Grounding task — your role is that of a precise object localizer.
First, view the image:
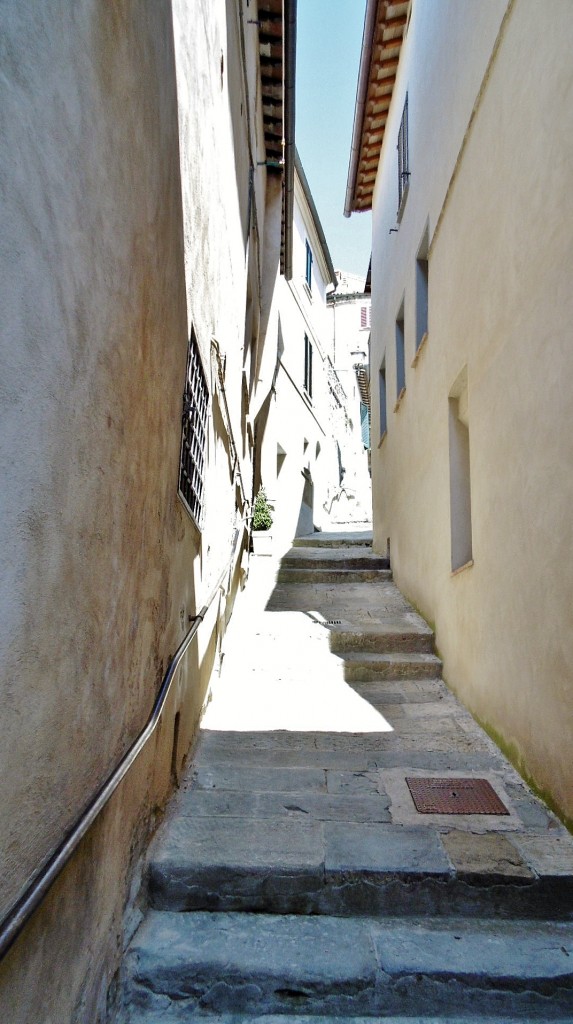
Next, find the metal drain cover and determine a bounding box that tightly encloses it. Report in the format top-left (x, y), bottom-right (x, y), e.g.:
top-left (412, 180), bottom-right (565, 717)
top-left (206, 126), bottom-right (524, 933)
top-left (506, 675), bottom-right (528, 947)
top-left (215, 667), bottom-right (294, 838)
top-left (406, 777), bottom-right (509, 815)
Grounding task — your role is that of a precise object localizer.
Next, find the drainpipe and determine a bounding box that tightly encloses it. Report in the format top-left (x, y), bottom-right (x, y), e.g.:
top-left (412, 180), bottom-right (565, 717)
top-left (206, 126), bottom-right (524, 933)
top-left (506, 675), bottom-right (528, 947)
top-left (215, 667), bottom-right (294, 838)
top-left (283, 0), bottom-right (297, 280)
top-left (344, 0), bottom-right (378, 218)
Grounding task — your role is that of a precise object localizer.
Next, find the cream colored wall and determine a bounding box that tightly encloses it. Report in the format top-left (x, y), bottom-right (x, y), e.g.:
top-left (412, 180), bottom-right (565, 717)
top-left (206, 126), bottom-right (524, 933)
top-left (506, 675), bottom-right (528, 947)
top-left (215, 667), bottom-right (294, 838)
top-left (0, 1), bottom-right (273, 1020)
top-left (370, 0), bottom-right (573, 822)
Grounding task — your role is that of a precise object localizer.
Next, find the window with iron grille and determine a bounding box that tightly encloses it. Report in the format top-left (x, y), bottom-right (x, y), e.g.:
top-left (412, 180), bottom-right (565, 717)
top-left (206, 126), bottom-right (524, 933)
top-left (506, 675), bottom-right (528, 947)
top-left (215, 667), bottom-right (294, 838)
top-left (304, 333), bottom-right (313, 399)
top-left (178, 327), bottom-right (209, 528)
top-left (360, 304), bottom-right (371, 330)
top-left (397, 93), bottom-right (410, 211)
top-left (305, 239), bottom-right (313, 292)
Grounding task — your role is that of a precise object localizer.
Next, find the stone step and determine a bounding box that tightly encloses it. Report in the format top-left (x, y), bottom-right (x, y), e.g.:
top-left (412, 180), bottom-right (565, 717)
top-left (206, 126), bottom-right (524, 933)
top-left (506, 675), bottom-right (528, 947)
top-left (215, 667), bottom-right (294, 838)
top-left (276, 567), bottom-right (392, 584)
top-left (145, 811), bottom-right (573, 920)
top-left (125, 910), bottom-right (573, 1019)
top-left (343, 650), bottom-right (442, 681)
top-left (127, 1015), bottom-right (573, 1024)
top-left (293, 533), bottom-right (373, 548)
top-left (281, 549), bottom-right (389, 571)
top-left (330, 624), bottom-right (434, 655)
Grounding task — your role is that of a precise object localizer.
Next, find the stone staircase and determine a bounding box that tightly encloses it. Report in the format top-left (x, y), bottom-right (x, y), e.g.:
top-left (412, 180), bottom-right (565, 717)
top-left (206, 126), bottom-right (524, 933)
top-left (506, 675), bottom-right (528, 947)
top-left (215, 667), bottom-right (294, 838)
top-left (119, 534), bottom-right (573, 1023)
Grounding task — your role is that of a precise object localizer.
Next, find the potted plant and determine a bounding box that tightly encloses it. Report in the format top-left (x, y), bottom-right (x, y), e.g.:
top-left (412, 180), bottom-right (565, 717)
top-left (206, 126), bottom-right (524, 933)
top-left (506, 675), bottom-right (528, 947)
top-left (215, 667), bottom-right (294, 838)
top-left (251, 486), bottom-right (273, 556)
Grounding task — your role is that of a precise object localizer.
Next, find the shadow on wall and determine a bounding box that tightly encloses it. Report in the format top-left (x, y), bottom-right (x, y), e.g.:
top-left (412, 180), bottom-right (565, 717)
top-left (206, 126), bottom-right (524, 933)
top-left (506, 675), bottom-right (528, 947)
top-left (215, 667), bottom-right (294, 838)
top-left (295, 468), bottom-right (314, 536)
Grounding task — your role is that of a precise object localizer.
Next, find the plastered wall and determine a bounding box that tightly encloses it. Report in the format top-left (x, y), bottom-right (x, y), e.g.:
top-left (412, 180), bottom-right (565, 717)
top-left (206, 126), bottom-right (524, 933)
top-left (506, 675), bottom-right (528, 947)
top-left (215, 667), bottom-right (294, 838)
top-left (0, 0), bottom-right (273, 1019)
top-left (369, 0), bottom-right (573, 822)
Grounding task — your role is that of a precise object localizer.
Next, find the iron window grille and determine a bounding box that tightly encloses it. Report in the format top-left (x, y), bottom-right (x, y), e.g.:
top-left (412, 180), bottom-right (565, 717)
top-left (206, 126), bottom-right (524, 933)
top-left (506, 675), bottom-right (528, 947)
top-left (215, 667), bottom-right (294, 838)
top-left (304, 333), bottom-right (313, 399)
top-left (305, 239), bottom-right (313, 292)
top-left (178, 327), bottom-right (209, 528)
top-left (397, 93), bottom-right (410, 210)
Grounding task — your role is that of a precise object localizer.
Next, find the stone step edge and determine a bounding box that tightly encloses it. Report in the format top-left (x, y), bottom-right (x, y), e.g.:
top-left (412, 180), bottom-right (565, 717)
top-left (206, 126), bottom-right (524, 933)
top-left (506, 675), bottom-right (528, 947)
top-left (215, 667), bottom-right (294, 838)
top-left (127, 1014), bottom-right (568, 1024)
top-left (126, 910), bottom-right (573, 1016)
top-left (146, 856), bottom-right (573, 920)
top-left (292, 538), bottom-right (373, 548)
top-left (276, 568), bottom-right (392, 580)
top-left (342, 650), bottom-right (441, 664)
top-left (329, 628), bottom-right (434, 653)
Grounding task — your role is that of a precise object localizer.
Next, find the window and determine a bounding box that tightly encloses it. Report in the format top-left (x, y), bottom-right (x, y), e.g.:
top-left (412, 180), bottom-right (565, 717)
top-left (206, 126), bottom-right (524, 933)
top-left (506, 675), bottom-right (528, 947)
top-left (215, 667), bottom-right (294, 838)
top-left (305, 239), bottom-right (313, 292)
top-left (396, 302), bottom-right (405, 399)
top-left (415, 225), bottom-right (429, 352)
top-left (379, 360), bottom-right (387, 439)
top-left (178, 327), bottom-right (209, 528)
top-left (304, 333), bottom-right (313, 398)
top-left (360, 304), bottom-right (371, 330)
top-left (449, 368), bottom-right (473, 571)
top-left (397, 93), bottom-right (410, 215)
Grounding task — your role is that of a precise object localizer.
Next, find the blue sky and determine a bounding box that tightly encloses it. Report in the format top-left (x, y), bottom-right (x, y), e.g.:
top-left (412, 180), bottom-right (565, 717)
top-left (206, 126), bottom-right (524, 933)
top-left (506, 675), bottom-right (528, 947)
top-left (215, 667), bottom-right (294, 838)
top-left (295, 0), bottom-right (371, 279)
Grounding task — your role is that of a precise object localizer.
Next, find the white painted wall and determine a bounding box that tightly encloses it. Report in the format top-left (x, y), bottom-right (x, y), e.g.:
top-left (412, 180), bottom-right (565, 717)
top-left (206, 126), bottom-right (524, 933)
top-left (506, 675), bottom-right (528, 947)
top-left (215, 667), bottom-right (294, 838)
top-left (258, 173), bottom-right (371, 553)
top-left (369, 0), bottom-right (573, 823)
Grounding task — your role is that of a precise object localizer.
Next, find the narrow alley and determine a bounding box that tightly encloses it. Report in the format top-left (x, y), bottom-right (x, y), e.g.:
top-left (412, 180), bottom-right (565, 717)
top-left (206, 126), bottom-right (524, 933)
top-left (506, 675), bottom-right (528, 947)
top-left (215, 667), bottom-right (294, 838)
top-left (123, 533), bottom-right (573, 1022)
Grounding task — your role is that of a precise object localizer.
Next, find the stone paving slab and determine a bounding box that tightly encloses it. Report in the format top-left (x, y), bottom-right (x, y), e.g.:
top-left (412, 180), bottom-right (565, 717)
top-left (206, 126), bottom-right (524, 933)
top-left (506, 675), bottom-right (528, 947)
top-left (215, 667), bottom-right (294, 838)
top-left (323, 822), bottom-right (450, 875)
top-left (174, 788), bottom-right (392, 823)
top-left (187, 766), bottom-right (328, 794)
top-left (191, 737), bottom-right (507, 773)
top-left (126, 911), bottom-right (573, 1018)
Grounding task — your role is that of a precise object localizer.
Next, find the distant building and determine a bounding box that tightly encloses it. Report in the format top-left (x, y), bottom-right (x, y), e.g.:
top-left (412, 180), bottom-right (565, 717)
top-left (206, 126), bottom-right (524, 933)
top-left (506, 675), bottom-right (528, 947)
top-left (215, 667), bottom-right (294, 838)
top-left (256, 154), bottom-right (371, 553)
top-left (327, 268), bottom-right (372, 454)
top-left (345, 0), bottom-right (573, 825)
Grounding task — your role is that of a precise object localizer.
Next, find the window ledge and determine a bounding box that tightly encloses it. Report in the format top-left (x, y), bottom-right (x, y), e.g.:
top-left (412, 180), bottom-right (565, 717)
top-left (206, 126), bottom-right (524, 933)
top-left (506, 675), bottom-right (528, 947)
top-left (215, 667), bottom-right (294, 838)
top-left (411, 331), bottom-right (429, 368)
top-left (302, 280), bottom-right (313, 302)
top-left (377, 430), bottom-right (387, 449)
top-left (394, 386), bottom-right (406, 413)
top-left (451, 558), bottom-right (474, 577)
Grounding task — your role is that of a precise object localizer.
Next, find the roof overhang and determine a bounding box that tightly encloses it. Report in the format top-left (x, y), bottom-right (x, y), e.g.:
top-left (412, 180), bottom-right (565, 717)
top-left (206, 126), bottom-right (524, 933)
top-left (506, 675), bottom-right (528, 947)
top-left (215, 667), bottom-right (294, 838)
top-left (257, 0), bottom-right (297, 279)
top-left (344, 0), bottom-right (409, 217)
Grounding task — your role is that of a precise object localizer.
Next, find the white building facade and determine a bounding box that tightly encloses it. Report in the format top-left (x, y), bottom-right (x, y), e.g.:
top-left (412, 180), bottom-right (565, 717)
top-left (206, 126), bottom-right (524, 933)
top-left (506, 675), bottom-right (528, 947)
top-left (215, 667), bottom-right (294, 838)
top-left (256, 155), bottom-right (371, 553)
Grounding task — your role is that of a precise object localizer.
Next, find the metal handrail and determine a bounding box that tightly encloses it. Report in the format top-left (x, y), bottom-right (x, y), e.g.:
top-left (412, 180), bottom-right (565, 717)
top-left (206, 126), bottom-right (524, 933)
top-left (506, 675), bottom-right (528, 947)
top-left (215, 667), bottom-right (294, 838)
top-left (0, 550), bottom-right (239, 961)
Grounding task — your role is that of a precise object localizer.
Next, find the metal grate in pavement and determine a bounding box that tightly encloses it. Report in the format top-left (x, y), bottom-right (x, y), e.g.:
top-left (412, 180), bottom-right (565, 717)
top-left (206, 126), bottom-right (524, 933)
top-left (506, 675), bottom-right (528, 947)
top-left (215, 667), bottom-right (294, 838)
top-left (406, 776), bottom-right (510, 815)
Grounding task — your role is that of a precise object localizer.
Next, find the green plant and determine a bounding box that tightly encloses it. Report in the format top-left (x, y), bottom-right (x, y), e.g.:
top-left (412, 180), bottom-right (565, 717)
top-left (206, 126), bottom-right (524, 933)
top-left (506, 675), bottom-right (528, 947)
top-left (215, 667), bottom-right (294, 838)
top-left (252, 486), bottom-right (273, 531)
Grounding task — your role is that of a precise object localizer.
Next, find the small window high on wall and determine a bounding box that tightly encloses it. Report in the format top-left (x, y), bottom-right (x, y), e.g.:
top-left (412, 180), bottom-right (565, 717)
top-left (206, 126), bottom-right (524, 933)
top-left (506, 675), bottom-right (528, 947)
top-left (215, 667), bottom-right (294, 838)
top-left (304, 333), bottom-right (313, 399)
top-left (305, 240), bottom-right (313, 292)
top-left (397, 93), bottom-right (410, 217)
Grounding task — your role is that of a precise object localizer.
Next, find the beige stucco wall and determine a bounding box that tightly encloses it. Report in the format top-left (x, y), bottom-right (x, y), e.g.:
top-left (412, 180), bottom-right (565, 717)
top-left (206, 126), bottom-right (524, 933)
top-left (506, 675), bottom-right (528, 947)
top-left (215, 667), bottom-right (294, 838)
top-left (0, 1), bottom-right (274, 1020)
top-left (369, 0), bottom-right (573, 822)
